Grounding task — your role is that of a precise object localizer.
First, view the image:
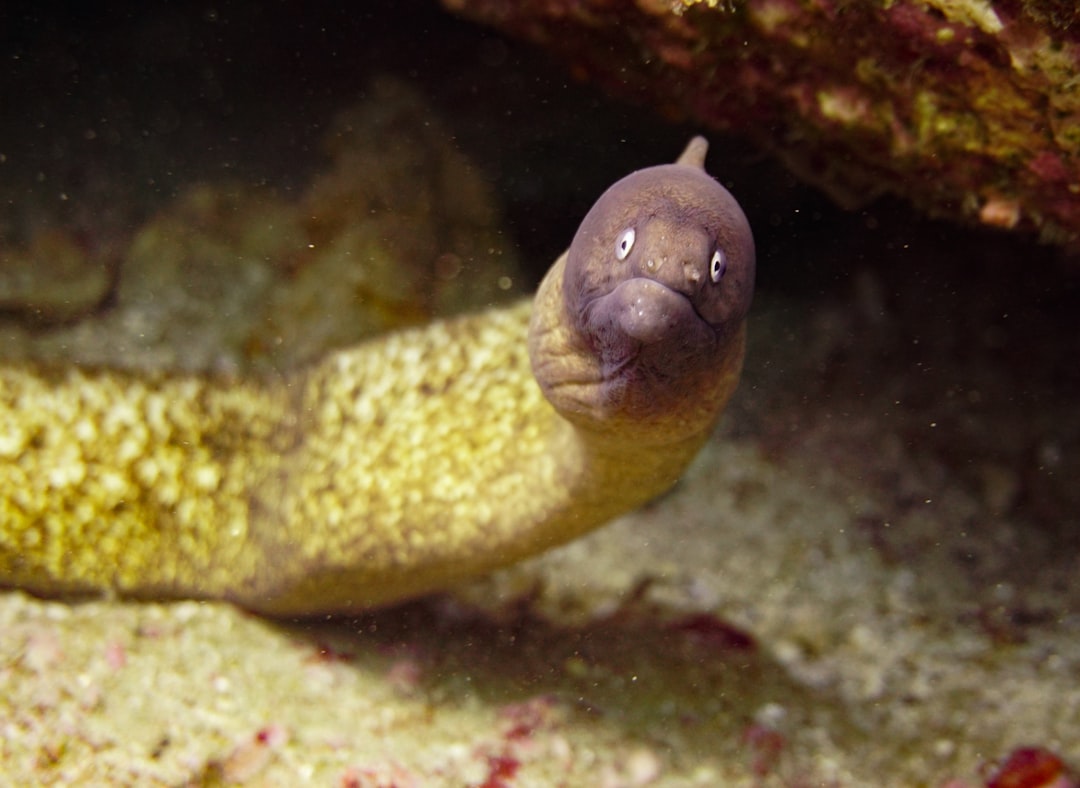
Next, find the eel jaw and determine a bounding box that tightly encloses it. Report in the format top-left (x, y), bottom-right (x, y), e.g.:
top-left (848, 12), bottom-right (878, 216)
top-left (585, 277), bottom-right (715, 375)
top-left (576, 277), bottom-right (720, 423)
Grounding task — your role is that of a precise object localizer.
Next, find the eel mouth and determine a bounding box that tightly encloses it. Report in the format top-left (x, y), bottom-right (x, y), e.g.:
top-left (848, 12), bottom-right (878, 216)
top-left (579, 276), bottom-right (717, 389)
top-left (602, 277), bottom-right (709, 345)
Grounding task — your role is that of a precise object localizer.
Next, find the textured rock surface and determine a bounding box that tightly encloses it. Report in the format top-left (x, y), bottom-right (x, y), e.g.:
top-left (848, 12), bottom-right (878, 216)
top-left (0, 78), bottom-right (522, 374)
top-left (443, 0), bottom-right (1080, 246)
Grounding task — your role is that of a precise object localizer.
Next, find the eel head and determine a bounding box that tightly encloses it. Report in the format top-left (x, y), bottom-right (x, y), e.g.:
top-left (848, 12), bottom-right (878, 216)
top-left (531, 137), bottom-right (755, 444)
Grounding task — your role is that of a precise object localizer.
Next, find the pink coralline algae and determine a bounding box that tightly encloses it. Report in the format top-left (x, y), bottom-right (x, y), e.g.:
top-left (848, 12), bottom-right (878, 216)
top-left (984, 746), bottom-right (1075, 788)
top-left (443, 0), bottom-right (1080, 247)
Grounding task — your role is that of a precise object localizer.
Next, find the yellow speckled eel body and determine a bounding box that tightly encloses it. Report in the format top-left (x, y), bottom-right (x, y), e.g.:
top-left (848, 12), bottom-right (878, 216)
top-left (0, 138), bottom-right (755, 615)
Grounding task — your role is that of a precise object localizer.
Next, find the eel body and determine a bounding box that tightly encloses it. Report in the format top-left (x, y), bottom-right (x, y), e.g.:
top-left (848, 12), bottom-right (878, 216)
top-left (0, 137), bottom-right (755, 615)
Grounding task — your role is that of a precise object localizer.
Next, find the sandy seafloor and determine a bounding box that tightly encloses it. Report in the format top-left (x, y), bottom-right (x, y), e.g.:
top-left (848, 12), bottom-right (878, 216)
top-left (2, 2), bottom-right (1080, 786)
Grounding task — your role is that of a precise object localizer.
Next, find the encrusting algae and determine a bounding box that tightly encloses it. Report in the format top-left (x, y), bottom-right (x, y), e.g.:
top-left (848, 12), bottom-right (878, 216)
top-left (0, 137), bottom-right (754, 615)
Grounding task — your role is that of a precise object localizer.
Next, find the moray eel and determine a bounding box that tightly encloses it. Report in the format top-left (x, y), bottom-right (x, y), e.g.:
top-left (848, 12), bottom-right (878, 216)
top-left (0, 137), bottom-right (754, 615)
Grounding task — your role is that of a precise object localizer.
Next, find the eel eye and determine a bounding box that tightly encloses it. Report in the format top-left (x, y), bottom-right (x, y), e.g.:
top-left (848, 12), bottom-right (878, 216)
top-left (710, 250), bottom-right (726, 283)
top-left (615, 228), bottom-right (635, 261)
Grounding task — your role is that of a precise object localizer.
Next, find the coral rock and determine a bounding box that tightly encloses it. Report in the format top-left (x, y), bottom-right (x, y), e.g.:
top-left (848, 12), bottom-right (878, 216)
top-left (443, 0), bottom-right (1080, 246)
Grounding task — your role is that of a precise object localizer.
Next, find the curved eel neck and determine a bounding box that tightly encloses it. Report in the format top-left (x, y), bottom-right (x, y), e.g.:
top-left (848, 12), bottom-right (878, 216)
top-left (242, 251), bottom-right (743, 615)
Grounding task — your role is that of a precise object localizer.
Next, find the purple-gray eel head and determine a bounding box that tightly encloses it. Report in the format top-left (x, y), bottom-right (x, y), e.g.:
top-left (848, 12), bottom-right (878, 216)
top-left (561, 156), bottom-right (755, 420)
